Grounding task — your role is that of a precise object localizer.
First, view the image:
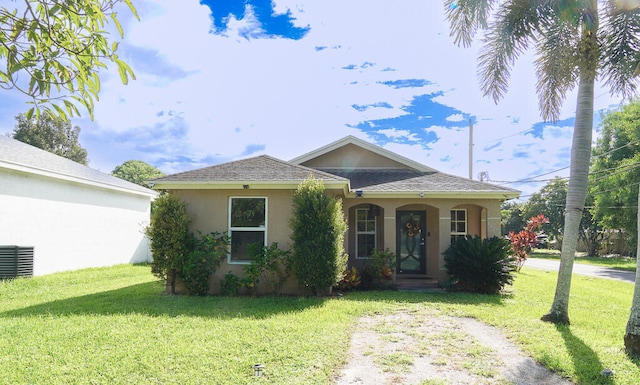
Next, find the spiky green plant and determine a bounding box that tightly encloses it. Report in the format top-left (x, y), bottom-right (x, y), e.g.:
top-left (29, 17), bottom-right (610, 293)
top-left (443, 235), bottom-right (516, 294)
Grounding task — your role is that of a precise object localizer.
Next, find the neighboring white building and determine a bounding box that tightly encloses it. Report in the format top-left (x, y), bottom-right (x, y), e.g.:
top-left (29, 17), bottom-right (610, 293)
top-left (0, 135), bottom-right (158, 276)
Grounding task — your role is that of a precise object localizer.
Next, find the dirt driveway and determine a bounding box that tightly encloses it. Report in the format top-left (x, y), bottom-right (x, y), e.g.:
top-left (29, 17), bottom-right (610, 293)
top-left (334, 310), bottom-right (573, 385)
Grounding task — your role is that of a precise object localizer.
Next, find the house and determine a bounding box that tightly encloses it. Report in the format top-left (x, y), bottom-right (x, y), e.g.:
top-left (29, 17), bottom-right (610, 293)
top-left (0, 135), bottom-right (158, 276)
top-left (151, 136), bottom-right (520, 293)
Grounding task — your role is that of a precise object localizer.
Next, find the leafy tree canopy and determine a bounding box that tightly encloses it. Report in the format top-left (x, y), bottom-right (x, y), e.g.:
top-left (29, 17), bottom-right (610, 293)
top-left (501, 201), bottom-right (525, 236)
top-left (590, 98), bottom-right (640, 251)
top-left (11, 113), bottom-right (88, 165)
top-left (0, 0), bottom-right (138, 120)
top-left (522, 177), bottom-right (568, 242)
top-left (112, 160), bottom-right (165, 188)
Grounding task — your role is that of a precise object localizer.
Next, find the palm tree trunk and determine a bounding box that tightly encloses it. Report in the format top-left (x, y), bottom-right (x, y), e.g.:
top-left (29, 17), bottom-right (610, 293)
top-left (541, 72), bottom-right (594, 325)
top-left (624, 185), bottom-right (640, 355)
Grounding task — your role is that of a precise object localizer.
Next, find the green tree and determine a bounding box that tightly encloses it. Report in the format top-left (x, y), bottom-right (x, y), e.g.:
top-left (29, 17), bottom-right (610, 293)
top-left (590, 99), bottom-right (640, 256)
top-left (145, 193), bottom-right (191, 295)
top-left (11, 113), bottom-right (88, 164)
top-left (523, 178), bottom-right (603, 255)
top-left (444, 0), bottom-right (640, 325)
top-left (289, 177), bottom-right (347, 295)
top-left (522, 177), bottom-right (568, 248)
top-left (0, 0), bottom-right (138, 119)
top-left (501, 201), bottom-right (525, 236)
top-left (112, 160), bottom-right (165, 188)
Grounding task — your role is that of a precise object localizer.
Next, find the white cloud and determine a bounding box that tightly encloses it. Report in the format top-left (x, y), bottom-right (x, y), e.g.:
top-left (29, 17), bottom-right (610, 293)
top-left (0, 0), bottom-right (625, 200)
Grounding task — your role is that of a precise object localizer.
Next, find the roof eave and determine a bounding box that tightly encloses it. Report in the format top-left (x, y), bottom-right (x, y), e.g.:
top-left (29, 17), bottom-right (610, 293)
top-left (152, 180), bottom-right (350, 191)
top-left (345, 190), bottom-right (521, 200)
top-left (1, 161), bottom-right (158, 198)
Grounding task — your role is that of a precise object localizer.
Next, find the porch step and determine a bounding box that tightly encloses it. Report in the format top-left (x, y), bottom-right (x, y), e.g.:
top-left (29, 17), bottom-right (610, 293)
top-left (396, 275), bottom-right (442, 292)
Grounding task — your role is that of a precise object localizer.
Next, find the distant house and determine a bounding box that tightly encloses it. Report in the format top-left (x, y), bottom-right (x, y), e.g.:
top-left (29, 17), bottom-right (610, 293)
top-left (0, 135), bottom-right (158, 276)
top-left (152, 136), bottom-right (520, 293)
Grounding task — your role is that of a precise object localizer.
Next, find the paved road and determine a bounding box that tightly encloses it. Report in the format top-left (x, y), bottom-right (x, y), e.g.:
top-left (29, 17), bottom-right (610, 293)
top-left (525, 258), bottom-right (637, 283)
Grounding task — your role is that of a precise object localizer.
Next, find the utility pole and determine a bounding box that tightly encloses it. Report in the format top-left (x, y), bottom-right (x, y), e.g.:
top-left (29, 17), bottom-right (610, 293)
top-left (469, 119), bottom-right (473, 179)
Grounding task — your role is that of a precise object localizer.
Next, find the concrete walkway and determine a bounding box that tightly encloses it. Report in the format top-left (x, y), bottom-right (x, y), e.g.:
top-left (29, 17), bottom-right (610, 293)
top-left (525, 258), bottom-right (637, 283)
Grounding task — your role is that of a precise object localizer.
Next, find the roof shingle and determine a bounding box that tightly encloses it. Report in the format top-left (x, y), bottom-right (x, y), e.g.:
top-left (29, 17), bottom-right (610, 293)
top-left (153, 155), bottom-right (348, 183)
top-left (0, 135), bottom-right (156, 196)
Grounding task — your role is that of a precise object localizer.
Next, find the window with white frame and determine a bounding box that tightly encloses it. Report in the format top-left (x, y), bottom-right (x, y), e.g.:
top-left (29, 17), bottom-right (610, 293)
top-left (450, 209), bottom-right (467, 243)
top-left (356, 208), bottom-right (376, 259)
top-left (228, 197), bottom-right (267, 263)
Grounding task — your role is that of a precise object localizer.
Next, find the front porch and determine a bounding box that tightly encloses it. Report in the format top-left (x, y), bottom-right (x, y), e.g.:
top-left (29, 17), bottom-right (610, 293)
top-left (344, 199), bottom-right (503, 285)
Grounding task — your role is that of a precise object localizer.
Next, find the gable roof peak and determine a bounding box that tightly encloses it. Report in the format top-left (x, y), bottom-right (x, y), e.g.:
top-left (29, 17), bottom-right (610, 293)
top-left (289, 135), bottom-right (437, 173)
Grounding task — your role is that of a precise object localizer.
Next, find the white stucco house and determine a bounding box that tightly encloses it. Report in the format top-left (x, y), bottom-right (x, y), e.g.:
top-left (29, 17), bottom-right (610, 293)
top-left (0, 135), bottom-right (158, 276)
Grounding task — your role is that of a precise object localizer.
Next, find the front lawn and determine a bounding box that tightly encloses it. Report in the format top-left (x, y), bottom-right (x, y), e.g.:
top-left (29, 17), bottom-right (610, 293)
top-left (0, 264), bottom-right (639, 384)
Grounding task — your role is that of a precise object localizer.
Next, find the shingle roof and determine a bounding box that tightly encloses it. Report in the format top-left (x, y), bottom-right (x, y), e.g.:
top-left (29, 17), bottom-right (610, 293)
top-left (153, 155), bottom-right (349, 184)
top-left (322, 168), bottom-right (519, 194)
top-left (0, 135), bottom-right (156, 197)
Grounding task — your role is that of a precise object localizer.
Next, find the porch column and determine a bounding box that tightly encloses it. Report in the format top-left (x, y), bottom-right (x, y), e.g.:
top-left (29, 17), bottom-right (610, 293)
top-left (437, 203), bottom-right (455, 283)
top-left (484, 201), bottom-right (502, 238)
top-left (383, 211), bottom-right (396, 255)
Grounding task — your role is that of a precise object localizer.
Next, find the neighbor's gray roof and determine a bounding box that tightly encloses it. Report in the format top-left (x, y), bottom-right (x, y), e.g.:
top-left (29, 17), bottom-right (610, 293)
top-left (0, 135), bottom-right (157, 197)
top-left (321, 168), bottom-right (520, 195)
top-left (153, 155), bottom-right (349, 184)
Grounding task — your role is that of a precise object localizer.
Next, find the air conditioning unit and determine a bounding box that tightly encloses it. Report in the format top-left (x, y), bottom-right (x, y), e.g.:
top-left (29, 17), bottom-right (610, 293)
top-left (0, 246), bottom-right (34, 279)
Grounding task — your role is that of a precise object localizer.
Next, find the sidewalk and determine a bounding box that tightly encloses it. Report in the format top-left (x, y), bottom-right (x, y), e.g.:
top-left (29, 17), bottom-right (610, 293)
top-left (525, 258), bottom-right (637, 283)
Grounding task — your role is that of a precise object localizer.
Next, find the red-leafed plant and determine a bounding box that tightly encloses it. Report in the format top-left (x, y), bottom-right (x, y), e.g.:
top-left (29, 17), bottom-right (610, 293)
top-left (509, 214), bottom-right (549, 271)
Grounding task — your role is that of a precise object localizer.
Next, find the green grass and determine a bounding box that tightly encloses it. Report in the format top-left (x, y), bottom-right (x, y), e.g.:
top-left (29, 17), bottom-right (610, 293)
top-left (531, 248), bottom-right (638, 271)
top-left (1, 264), bottom-right (639, 384)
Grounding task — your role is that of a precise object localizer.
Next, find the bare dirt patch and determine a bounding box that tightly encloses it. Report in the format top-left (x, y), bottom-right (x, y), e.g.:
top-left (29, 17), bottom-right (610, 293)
top-left (334, 310), bottom-right (573, 385)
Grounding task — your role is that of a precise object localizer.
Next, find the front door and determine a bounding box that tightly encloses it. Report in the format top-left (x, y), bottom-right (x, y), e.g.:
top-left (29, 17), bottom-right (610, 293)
top-left (396, 211), bottom-right (426, 274)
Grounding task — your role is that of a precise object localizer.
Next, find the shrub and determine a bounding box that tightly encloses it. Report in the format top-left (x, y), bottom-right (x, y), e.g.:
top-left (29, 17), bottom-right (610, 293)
top-left (359, 248), bottom-right (397, 290)
top-left (220, 271), bottom-right (241, 296)
top-left (145, 193), bottom-right (191, 294)
top-left (336, 266), bottom-right (361, 292)
top-left (443, 235), bottom-right (516, 294)
top-left (289, 177), bottom-right (348, 295)
top-left (242, 242), bottom-right (291, 296)
top-left (509, 214), bottom-right (549, 271)
top-left (179, 232), bottom-right (229, 296)
top-left (363, 248), bottom-right (397, 288)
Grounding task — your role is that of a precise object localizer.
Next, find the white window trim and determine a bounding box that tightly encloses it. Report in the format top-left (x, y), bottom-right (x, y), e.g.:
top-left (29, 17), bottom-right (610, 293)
top-left (450, 209), bottom-right (467, 239)
top-left (355, 207), bottom-right (376, 259)
top-left (228, 196), bottom-right (268, 265)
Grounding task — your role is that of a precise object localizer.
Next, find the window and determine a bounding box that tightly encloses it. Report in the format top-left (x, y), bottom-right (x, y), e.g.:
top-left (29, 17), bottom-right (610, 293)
top-left (356, 208), bottom-right (376, 259)
top-left (229, 197), bottom-right (267, 263)
top-left (450, 209), bottom-right (467, 243)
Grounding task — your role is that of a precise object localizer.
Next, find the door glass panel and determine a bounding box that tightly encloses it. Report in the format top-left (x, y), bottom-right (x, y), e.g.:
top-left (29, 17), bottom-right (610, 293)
top-left (397, 211), bottom-right (425, 274)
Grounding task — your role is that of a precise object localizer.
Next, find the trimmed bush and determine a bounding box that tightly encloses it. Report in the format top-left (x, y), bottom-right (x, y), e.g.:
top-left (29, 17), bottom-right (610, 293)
top-left (289, 177), bottom-right (348, 295)
top-left (443, 235), bottom-right (516, 294)
top-left (145, 193), bottom-right (191, 294)
top-left (242, 242), bottom-right (291, 296)
top-left (179, 232), bottom-right (229, 296)
top-left (220, 271), bottom-right (241, 296)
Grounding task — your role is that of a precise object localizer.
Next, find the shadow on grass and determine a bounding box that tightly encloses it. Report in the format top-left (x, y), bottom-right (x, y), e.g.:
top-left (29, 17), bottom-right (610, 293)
top-left (0, 281), bottom-right (329, 319)
top-left (0, 279), bottom-right (509, 320)
top-left (340, 288), bottom-right (509, 307)
top-left (555, 324), bottom-right (612, 385)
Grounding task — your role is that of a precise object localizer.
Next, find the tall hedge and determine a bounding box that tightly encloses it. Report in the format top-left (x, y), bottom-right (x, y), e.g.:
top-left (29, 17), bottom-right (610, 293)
top-left (145, 193), bottom-right (192, 294)
top-left (289, 177), bottom-right (347, 295)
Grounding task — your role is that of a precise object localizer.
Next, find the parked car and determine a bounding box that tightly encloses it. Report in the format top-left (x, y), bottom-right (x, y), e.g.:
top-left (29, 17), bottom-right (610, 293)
top-left (536, 234), bottom-right (549, 248)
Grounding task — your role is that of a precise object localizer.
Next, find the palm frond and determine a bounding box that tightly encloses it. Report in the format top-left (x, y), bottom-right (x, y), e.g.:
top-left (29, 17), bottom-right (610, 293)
top-left (444, 0), bottom-right (498, 47)
top-left (477, 0), bottom-right (545, 103)
top-left (600, 0), bottom-right (640, 98)
top-left (535, 19), bottom-right (580, 122)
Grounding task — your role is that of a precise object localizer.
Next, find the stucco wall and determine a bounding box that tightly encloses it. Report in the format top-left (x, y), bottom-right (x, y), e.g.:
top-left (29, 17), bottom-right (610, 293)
top-left (299, 143), bottom-right (411, 169)
top-left (0, 168), bottom-right (153, 275)
top-left (173, 188), bottom-right (296, 294)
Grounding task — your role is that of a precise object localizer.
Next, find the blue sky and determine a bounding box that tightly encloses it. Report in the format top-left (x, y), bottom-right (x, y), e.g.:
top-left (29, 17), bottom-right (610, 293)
top-left (0, 0), bottom-right (623, 199)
